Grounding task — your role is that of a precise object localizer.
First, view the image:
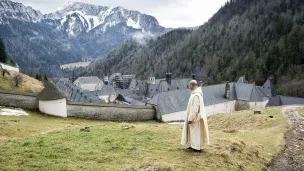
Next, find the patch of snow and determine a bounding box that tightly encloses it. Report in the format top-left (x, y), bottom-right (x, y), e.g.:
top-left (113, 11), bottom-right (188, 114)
top-left (60, 10), bottom-right (104, 32)
top-left (98, 7), bottom-right (113, 25)
top-left (102, 21), bottom-right (118, 32)
top-left (0, 106), bottom-right (29, 116)
top-left (127, 18), bottom-right (141, 29)
top-left (168, 122), bottom-right (184, 125)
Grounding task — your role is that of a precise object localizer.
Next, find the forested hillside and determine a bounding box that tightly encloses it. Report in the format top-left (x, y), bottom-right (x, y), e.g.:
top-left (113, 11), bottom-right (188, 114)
top-left (89, 0), bottom-right (304, 97)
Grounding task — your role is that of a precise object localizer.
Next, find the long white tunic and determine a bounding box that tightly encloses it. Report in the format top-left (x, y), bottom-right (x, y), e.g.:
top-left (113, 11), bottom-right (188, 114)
top-left (181, 87), bottom-right (210, 150)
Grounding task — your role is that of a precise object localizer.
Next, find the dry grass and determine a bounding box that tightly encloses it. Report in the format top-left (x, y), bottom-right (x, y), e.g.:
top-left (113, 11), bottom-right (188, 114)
top-left (300, 109), bottom-right (304, 117)
top-left (60, 61), bottom-right (91, 69)
top-left (0, 70), bottom-right (44, 93)
top-left (0, 107), bottom-right (287, 171)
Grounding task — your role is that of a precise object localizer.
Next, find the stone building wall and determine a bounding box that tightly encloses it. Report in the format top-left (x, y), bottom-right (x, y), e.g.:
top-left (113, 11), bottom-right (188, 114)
top-left (67, 101), bottom-right (156, 121)
top-left (0, 90), bottom-right (38, 109)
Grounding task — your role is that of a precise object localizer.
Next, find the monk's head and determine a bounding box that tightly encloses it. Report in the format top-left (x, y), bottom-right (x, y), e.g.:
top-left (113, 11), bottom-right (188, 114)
top-left (189, 80), bottom-right (198, 91)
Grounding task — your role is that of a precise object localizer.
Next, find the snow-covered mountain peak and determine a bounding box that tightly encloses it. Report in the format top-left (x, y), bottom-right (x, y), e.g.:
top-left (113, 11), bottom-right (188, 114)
top-left (0, 0), bottom-right (42, 22)
top-left (43, 2), bottom-right (164, 37)
top-left (46, 1), bottom-right (109, 19)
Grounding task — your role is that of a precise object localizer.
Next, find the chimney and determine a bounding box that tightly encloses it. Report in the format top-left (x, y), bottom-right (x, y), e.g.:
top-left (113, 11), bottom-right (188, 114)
top-left (104, 76), bottom-right (109, 85)
top-left (225, 81), bottom-right (230, 99)
top-left (166, 63), bottom-right (172, 85)
top-left (192, 73), bottom-right (196, 80)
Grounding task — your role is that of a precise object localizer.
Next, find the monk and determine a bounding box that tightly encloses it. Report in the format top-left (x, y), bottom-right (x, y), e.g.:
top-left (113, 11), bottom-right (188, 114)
top-left (181, 80), bottom-right (210, 152)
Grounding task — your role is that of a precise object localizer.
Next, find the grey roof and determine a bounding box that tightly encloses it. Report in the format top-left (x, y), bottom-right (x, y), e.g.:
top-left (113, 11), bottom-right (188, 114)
top-left (234, 83), bottom-right (262, 101)
top-left (146, 83), bottom-right (159, 98)
top-left (56, 78), bottom-right (103, 103)
top-left (266, 96), bottom-right (282, 106)
top-left (280, 96), bottom-right (304, 105)
top-left (154, 79), bottom-right (165, 84)
top-left (74, 76), bottom-right (102, 84)
top-left (147, 84), bottom-right (231, 115)
top-left (256, 86), bottom-right (268, 98)
top-left (58, 77), bottom-right (70, 83)
top-left (128, 79), bottom-right (137, 90)
top-left (146, 93), bottom-right (159, 105)
top-left (37, 82), bottom-right (66, 100)
top-left (131, 99), bottom-right (146, 106)
top-left (147, 81), bottom-right (269, 115)
top-left (116, 89), bottom-right (134, 97)
top-left (149, 89), bottom-right (191, 115)
top-left (203, 84), bottom-right (230, 106)
top-left (237, 77), bottom-right (246, 83)
top-left (229, 83), bottom-right (237, 101)
top-left (261, 79), bottom-right (277, 97)
top-left (97, 85), bottom-right (116, 96)
top-left (157, 79), bottom-right (191, 92)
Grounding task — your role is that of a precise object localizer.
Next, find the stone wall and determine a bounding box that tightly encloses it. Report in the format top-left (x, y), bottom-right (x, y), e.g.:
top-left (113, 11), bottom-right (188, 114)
top-left (0, 90), bottom-right (38, 109)
top-left (0, 90), bottom-right (156, 121)
top-left (67, 101), bottom-right (156, 121)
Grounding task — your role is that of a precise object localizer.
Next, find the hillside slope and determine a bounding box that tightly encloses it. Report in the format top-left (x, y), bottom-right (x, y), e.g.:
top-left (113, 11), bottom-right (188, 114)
top-left (89, 0), bottom-right (304, 97)
top-left (0, 70), bottom-right (44, 93)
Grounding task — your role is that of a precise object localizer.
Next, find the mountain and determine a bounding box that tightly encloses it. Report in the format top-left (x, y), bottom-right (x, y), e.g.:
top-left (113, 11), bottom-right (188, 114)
top-left (0, 0), bottom-right (165, 75)
top-left (88, 0), bottom-right (304, 97)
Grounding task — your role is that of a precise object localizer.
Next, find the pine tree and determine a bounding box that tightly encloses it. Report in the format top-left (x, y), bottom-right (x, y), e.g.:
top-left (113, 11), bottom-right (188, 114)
top-left (0, 39), bottom-right (8, 63)
top-left (43, 74), bottom-right (48, 81)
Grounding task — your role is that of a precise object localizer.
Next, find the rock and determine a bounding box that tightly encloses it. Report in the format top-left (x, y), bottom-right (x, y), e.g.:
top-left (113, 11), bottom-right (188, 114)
top-left (80, 127), bottom-right (90, 132)
top-left (254, 110), bottom-right (262, 114)
top-left (121, 126), bottom-right (130, 130)
top-left (269, 116), bottom-right (274, 118)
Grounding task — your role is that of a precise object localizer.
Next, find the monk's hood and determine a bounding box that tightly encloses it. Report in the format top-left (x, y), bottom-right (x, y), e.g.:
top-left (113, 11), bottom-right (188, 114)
top-left (192, 87), bottom-right (203, 96)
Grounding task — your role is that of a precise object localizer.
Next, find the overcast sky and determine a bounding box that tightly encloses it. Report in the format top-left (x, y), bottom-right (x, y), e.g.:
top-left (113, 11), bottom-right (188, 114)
top-left (15, 0), bottom-right (228, 28)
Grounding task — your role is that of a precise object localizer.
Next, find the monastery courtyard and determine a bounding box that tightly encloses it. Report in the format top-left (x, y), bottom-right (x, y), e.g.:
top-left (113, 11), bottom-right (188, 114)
top-left (0, 106), bottom-right (301, 171)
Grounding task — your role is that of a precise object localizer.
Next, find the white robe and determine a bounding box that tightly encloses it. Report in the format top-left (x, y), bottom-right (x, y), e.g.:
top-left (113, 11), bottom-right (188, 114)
top-left (181, 87), bottom-right (210, 150)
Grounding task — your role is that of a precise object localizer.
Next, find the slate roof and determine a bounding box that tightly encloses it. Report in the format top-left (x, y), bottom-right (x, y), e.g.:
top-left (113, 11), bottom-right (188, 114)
top-left (157, 79), bottom-right (191, 92)
top-left (203, 84), bottom-right (230, 106)
top-left (260, 79), bottom-right (277, 97)
top-left (146, 83), bottom-right (159, 98)
top-left (237, 77), bottom-right (246, 83)
top-left (131, 99), bottom-right (146, 106)
top-left (147, 89), bottom-right (191, 115)
top-left (234, 83), bottom-right (263, 101)
top-left (74, 76), bottom-right (102, 84)
top-left (56, 78), bottom-right (114, 103)
top-left (266, 96), bottom-right (282, 106)
top-left (97, 85), bottom-right (116, 96)
top-left (147, 84), bottom-right (232, 115)
top-left (128, 79), bottom-right (137, 90)
top-left (147, 81), bottom-right (267, 115)
top-left (37, 82), bottom-right (66, 100)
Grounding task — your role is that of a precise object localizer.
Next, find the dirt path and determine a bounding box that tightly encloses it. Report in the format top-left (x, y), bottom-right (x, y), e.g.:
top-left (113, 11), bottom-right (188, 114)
top-left (268, 106), bottom-right (304, 171)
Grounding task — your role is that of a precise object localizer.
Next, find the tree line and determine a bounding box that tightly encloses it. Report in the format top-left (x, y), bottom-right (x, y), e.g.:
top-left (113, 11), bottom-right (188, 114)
top-left (88, 0), bottom-right (304, 97)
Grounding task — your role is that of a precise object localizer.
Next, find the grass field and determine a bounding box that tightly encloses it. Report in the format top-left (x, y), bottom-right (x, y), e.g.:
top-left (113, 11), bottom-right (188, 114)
top-left (60, 62), bottom-right (91, 70)
top-left (0, 70), bottom-right (44, 93)
top-left (0, 107), bottom-right (288, 171)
